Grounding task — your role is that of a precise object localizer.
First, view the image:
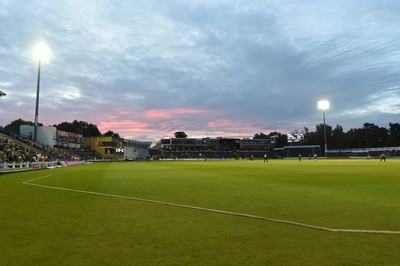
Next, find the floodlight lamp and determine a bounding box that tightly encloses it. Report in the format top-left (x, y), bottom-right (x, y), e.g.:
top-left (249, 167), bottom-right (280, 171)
top-left (34, 42), bottom-right (52, 64)
top-left (318, 100), bottom-right (330, 110)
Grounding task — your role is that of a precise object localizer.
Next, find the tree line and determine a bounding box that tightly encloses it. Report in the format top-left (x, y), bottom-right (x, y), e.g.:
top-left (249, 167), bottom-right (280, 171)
top-left (3, 119), bottom-right (120, 138)
top-left (254, 122), bottom-right (400, 151)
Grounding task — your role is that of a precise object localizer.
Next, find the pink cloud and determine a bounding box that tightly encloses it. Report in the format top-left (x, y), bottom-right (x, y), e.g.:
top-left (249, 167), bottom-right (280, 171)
top-left (118, 110), bottom-right (133, 115)
top-left (145, 108), bottom-right (207, 119)
top-left (208, 119), bottom-right (242, 128)
top-left (106, 109), bottom-right (134, 120)
top-left (175, 108), bottom-right (204, 114)
top-left (99, 120), bottom-right (149, 133)
top-left (145, 110), bottom-right (171, 119)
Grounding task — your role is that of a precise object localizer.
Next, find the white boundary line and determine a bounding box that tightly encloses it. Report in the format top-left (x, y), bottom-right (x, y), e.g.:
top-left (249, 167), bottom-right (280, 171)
top-left (23, 168), bottom-right (400, 235)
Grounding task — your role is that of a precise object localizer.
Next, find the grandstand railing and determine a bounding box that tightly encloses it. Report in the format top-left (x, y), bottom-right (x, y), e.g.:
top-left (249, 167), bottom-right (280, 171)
top-left (0, 161), bottom-right (59, 173)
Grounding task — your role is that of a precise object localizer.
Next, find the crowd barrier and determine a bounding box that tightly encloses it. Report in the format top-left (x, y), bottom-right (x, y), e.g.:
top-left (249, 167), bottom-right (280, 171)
top-left (0, 160), bottom-right (86, 173)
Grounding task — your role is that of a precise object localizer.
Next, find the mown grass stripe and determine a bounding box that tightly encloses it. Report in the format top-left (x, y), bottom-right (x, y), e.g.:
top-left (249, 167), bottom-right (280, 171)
top-left (23, 167), bottom-right (400, 235)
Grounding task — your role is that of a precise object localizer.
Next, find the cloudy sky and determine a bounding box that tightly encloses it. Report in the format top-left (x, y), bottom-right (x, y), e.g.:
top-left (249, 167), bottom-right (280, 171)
top-left (1, 0), bottom-right (400, 142)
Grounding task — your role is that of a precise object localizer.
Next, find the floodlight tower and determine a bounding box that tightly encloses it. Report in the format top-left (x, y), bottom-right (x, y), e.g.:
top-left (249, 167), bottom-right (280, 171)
top-left (318, 100), bottom-right (330, 156)
top-left (33, 42), bottom-right (52, 142)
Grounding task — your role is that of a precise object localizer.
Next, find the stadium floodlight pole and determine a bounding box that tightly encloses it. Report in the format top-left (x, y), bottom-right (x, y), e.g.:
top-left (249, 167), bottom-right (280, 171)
top-left (33, 42), bottom-right (52, 142)
top-left (318, 100), bottom-right (330, 156)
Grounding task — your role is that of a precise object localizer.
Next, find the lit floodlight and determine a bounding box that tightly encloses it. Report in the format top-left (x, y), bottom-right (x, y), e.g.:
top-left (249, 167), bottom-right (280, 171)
top-left (34, 42), bottom-right (52, 64)
top-left (318, 100), bottom-right (330, 110)
top-left (33, 41), bottom-right (52, 142)
top-left (317, 100), bottom-right (330, 156)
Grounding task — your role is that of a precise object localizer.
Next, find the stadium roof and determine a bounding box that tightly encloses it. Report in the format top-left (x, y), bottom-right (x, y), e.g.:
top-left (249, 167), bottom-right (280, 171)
top-left (0, 90), bottom-right (6, 97)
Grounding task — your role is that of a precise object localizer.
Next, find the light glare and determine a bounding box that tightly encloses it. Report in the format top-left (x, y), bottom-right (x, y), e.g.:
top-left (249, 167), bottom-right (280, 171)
top-left (34, 42), bottom-right (52, 64)
top-left (318, 100), bottom-right (330, 110)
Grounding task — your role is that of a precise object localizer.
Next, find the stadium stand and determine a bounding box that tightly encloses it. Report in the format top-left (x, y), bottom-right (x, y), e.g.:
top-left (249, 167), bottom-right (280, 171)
top-left (154, 137), bottom-right (324, 160)
top-left (0, 136), bottom-right (37, 163)
top-left (0, 127), bottom-right (100, 163)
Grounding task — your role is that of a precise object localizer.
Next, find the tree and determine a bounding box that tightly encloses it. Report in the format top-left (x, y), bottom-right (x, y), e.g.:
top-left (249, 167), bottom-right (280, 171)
top-left (252, 122), bottom-right (395, 151)
top-left (385, 123), bottom-right (400, 146)
top-left (174, 131), bottom-right (187, 138)
top-left (253, 132), bottom-right (287, 147)
top-left (55, 121), bottom-right (75, 133)
top-left (344, 128), bottom-right (365, 148)
top-left (103, 130), bottom-right (121, 138)
top-left (331, 125), bottom-right (346, 149)
top-left (303, 123), bottom-right (332, 152)
top-left (276, 134), bottom-right (288, 148)
top-left (5, 119), bottom-right (39, 134)
top-left (267, 132), bottom-right (288, 148)
top-left (54, 120), bottom-right (101, 137)
top-left (253, 132), bottom-right (268, 139)
top-left (362, 123), bottom-right (387, 148)
top-left (83, 123), bottom-right (102, 137)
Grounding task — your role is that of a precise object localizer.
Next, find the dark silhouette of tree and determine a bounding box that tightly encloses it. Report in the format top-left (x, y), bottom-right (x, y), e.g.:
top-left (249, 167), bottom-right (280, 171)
top-left (270, 132), bottom-right (288, 148)
top-left (160, 121), bottom-right (395, 150)
top-left (83, 123), bottom-right (102, 137)
top-left (386, 123), bottom-right (400, 146)
top-left (5, 119), bottom-right (40, 134)
top-left (253, 131), bottom-right (287, 148)
top-left (331, 125), bottom-right (346, 149)
top-left (362, 123), bottom-right (387, 148)
top-left (253, 132), bottom-right (268, 139)
top-left (54, 120), bottom-right (101, 137)
top-left (56, 121), bottom-right (75, 133)
top-left (174, 131), bottom-right (187, 138)
top-left (344, 128), bottom-right (365, 148)
top-left (103, 130), bottom-right (121, 138)
top-left (304, 123), bottom-right (332, 152)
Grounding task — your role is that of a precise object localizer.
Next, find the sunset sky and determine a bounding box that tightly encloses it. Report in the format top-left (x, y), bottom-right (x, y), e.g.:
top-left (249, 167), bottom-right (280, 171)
top-left (1, 0), bottom-right (400, 143)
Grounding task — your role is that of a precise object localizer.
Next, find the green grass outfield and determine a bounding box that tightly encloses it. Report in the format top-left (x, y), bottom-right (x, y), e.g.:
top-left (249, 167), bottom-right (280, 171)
top-left (1, 159), bottom-right (400, 265)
